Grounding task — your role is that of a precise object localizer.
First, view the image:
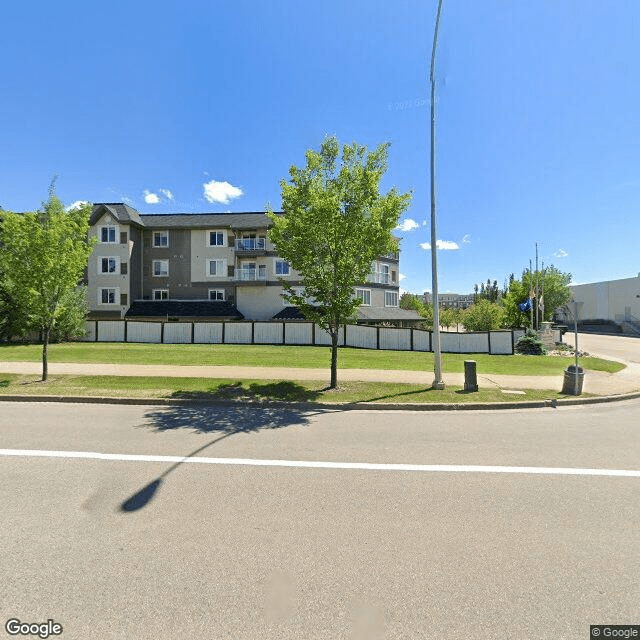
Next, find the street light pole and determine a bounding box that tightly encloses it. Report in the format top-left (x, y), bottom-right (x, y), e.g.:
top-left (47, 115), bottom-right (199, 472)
top-left (430, 0), bottom-right (445, 389)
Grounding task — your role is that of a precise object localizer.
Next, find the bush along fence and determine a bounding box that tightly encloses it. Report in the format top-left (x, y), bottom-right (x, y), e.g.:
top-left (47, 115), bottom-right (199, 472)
top-left (83, 321), bottom-right (561, 355)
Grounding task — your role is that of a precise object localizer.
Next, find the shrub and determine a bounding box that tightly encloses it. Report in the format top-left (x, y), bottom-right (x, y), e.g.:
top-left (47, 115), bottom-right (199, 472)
top-left (515, 329), bottom-right (547, 355)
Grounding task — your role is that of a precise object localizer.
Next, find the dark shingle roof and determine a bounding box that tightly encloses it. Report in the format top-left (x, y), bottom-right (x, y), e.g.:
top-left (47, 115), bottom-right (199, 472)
top-left (90, 203), bottom-right (144, 226)
top-left (140, 212), bottom-right (277, 230)
top-left (125, 300), bottom-right (244, 319)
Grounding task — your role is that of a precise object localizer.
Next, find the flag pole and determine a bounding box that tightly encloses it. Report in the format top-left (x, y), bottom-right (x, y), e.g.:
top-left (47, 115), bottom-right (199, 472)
top-left (529, 259), bottom-right (533, 330)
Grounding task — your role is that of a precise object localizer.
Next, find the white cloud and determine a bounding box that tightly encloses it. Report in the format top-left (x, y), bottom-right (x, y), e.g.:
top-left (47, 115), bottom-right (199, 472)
top-left (160, 189), bottom-right (174, 201)
top-left (65, 200), bottom-right (89, 212)
top-left (144, 190), bottom-right (160, 204)
top-left (420, 240), bottom-right (460, 251)
top-left (554, 249), bottom-right (568, 258)
top-left (395, 218), bottom-right (419, 232)
top-left (462, 234), bottom-right (471, 244)
top-left (399, 273), bottom-right (407, 281)
top-left (203, 180), bottom-right (243, 204)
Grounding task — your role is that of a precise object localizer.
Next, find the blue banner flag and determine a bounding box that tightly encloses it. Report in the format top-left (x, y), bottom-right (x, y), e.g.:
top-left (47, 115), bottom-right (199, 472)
top-left (518, 298), bottom-right (533, 312)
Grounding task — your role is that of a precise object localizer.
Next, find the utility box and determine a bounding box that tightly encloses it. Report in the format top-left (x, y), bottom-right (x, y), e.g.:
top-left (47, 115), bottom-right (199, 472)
top-left (464, 360), bottom-right (478, 392)
top-left (562, 364), bottom-right (584, 395)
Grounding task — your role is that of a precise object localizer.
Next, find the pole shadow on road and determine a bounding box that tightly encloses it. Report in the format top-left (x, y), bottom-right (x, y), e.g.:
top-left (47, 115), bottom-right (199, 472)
top-left (120, 402), bottom-right (334, 513)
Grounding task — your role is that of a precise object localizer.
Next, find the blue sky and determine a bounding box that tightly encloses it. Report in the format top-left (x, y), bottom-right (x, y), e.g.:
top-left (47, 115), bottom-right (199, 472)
top-left (2, 0), bottom-right (638, 294)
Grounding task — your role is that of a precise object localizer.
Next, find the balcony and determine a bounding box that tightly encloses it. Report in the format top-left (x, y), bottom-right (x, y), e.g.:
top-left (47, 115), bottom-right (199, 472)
top-left (369, 272), bottom-right (393, 284)
top-left (236, 267), bottom-right (268, 282)
top-left (235, 238), bottom-right (266, 252)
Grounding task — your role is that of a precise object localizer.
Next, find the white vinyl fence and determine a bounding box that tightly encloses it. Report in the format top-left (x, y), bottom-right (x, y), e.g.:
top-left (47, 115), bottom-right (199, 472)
top-left (83, 320), bottom-right (548, 355)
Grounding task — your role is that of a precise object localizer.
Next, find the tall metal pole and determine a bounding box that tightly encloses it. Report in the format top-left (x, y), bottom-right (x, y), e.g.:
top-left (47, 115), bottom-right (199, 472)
top-left (430, 0), bottom-right (445, 389)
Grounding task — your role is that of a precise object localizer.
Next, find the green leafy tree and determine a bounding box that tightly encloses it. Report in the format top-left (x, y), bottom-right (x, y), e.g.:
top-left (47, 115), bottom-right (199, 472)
top-left (439, 306), bottom-right (456, 330)
top-left (267, 136), bottom-right (412, 388)
top-left (0, 189), bottom-right (95, 380)
top-left (502, 266), bottom-right (571, 328)
top-left (461, 299), bottom-right (505, 331)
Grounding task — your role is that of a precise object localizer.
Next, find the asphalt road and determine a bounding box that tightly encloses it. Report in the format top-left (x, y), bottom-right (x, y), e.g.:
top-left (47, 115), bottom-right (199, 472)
top-left (2, 400), bottom-right (639, 640)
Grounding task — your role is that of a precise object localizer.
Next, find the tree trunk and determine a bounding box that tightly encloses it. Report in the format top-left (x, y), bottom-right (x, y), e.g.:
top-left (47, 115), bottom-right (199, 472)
top-left (42, 329), bottom-right (49, 382)
top-left (330, 330), bottom-right (338, 389)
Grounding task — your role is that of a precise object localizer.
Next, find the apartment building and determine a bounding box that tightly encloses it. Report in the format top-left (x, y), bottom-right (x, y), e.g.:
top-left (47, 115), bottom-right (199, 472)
top-left (88, 203), bottom-right (419, 324)
top-left (421, 292), bottom-right (475, 309)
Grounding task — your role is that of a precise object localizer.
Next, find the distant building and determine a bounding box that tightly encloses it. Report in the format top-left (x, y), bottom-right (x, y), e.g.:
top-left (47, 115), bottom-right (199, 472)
top-left (556, 274), bottom-right (640, 335)
top-left (421, 292), bottom-right (474, 309)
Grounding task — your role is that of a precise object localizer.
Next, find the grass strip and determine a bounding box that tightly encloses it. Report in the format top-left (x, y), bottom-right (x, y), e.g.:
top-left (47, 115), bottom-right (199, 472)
top-left (0, 343), bottom-right (625, 375)
top-left (0, 373), bottom-right (588, 404)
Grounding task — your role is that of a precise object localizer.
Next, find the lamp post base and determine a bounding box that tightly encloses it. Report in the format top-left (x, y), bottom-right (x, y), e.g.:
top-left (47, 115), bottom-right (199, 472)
top-left (431, 380), bottom-right (445, 390)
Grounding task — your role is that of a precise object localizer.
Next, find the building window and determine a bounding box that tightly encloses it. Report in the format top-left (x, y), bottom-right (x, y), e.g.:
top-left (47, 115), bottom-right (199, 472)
top-left (153, 231), bottom-right (169, 247)
top-left (385, 291), bottom-right (399, 307)
top-left (100, 226), bottom-right (117, 243)
top-left (355, 289), bottom-right (371, 306)
top-left (209, 289), bottom-right (225, 301)
top-left (275, 260), bottom-right (290, 275)
top-left (153, 260), bottom-right (169, 277)
top-left (120, 294), bottom-right (128, 306)
top-left (99, 257), bottom-right (118, 274)
top-left (207, 230), bottom-right (225, 247)
top-left (100, 288), bottom-right (117, 304)
top-left (153, 289), bottom-right (169, 300)
top-left (207, 259), bottom-right (226, 277)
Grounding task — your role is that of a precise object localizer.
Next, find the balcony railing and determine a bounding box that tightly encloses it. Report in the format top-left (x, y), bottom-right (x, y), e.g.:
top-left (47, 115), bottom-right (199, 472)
top-left (235, 238), bottom-right (266, 251)
top-left (369, 272), bottom-right (392, 284)
top-left (236, 268), bottom-right (267, 281)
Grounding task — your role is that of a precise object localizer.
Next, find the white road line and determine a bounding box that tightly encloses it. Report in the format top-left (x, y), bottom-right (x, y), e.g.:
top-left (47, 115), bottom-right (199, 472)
top-left (0, 448), bottom-right (639, 477)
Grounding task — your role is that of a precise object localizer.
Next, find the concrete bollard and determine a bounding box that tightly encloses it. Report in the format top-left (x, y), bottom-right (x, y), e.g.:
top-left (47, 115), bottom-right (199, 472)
top-left (464, 360), bottom-right (478, 392)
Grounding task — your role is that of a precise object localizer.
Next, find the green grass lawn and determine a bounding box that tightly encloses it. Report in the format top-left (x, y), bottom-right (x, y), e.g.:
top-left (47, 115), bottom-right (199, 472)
top-left (0, 342), bottom-right (624, 374)
top-left (0, 373), bottom-right (580, 404)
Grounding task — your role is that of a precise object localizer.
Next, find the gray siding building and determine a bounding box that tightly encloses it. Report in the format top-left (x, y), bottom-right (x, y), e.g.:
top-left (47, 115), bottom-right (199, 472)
top-left (87, 203), bottom-right (417, 324)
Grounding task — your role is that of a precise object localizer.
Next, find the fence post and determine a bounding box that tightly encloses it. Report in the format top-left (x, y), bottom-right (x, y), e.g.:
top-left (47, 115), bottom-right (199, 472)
top-left (95, 321), bottom-right (99, 342)
top-left (191, 322), bottom-right (195, 344)
top-left (251, 321), bottom-right (255, 344)
top-left (160, 322), bottom-right (165, 344)
top-left (410, 328), bottom-right (414, 351)
top-left (222, 322), bottom-right (226, 344)
top-left (124, 320), bottom-right (128, 343)
top-left (487, 330), bottom-right (492, 355)
top-left (282, 321), bottom-right (286, 345)
top-left (376, 326), bottom-right (380, 350)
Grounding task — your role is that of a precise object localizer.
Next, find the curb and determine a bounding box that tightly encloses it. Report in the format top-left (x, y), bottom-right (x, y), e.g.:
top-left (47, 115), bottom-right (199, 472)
top-left (1, 389), bottom-right (640, 410)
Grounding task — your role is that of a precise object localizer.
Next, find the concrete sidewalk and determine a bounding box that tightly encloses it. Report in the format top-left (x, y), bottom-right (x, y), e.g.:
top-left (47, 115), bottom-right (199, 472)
top-left (1, 359), bottom-right (639, 395)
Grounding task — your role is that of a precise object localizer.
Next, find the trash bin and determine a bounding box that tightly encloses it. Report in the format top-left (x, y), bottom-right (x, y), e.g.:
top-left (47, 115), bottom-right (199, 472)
top-left (562, 364), bottom-right (584, 395)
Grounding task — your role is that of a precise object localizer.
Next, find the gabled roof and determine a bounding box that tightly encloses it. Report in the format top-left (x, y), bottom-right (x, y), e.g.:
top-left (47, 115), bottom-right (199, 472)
top-left (90, 203), bottom-right (144, 227)
top-left (125, 300), bottom-right (244, 319)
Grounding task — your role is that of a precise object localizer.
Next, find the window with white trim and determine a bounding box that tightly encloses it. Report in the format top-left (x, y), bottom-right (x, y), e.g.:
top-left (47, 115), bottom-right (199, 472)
top-left (355, 288), bottom-right (371, 306)
top-left (99, 288), bottom-right (117, 304)
top-left (153, 289), bottom-right (169, 300)
top-left (153, 231), bottom-right (169, 247)
top-left (275, 260), bottom-right (290, 275)
top-left (99, 257), bottom-right (118, 274)
top-left (207, 259), bottom-right (226, 277)
top-left (152, 260), bottom-right (169, 276)
top-left (99, 226), bottom-right (117, 243)
top-left (385, 291), bottom-right (399, 307)
top-left (207, 230), bottom-right (225, 247)
top-left (208, 289), bottom-right (225, 301)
